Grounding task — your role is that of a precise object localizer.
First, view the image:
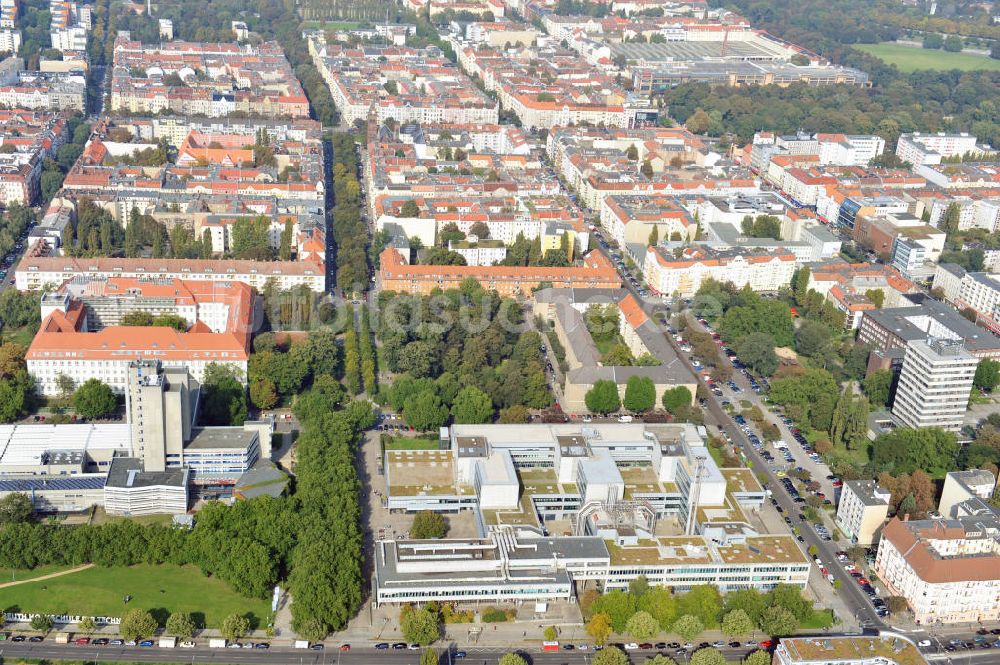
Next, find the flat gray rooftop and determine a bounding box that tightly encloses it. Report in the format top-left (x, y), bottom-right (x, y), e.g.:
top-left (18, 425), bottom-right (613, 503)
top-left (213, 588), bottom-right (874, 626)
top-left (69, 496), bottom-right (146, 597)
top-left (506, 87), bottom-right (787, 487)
top-left (611, 40), bottom-right (780, 62)
top-left (186, 427), bottom-right (257, 450)
top-left (105, 457), bottom-right (187, 488)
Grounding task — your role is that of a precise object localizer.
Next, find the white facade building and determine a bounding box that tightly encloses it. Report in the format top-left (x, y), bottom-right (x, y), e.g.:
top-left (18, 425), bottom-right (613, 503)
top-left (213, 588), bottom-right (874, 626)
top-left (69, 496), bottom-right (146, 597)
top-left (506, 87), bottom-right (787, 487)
top-left (895, 132), bottom-right (989, 166)
top-left (0, 29), bottom-right (20, 53)
top-left (875, 515), bottom-right (1000, 625)
top-left (16, 253), bottom-right (326, 292)
top-left (891, 338), bottom-right (978, 432)
top-left (835, 480), bottom-right (890, 546)
top-left (643, 246), bottom-right (797, 297)
top-left (929, 196), bottom-right (1000, 233)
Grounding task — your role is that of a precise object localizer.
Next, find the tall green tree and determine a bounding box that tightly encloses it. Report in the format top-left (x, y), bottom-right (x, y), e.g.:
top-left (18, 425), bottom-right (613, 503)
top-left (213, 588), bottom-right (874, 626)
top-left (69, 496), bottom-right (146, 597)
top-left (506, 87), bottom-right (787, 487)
top-left (623, 375), bottom-right (656, 412)
top-left (975, 359), bottom-right (1000, 392)
top-left (403, 390), bottom-right (449, 431)
top-left (72, 379), bottom-right (117, 419)
top-left (661, 386), bottom-right (692, 413)
top-left (450, 386), bottom-right (494, 423)
top-left (671, 614), bottom-right (704, 641)
top-left (586, 379), bottom-right (621, 414)
top-left (401, 606), bottom-right (439, 645)
top-left (166, 613), bottom-right (196, 639)
top-left (120, 609), bottom-right (158, 641)
top-left (862, 369), bottom-right (894, 408)
top-left (221, 613), bottom-right (250, 641)
top-left (737, 333), bottom-right (779, 376)
top-left (720, 609), bottom-right (754, 637)
top-left (625, 610), bottom-right (659, 640)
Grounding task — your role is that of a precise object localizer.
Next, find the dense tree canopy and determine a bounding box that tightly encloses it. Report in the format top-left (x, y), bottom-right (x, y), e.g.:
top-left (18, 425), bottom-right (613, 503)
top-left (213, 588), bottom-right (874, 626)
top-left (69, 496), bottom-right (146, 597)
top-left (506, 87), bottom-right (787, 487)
top-left (376, 289), bottom-right (552, 415)
top-left (71, 379), bottom-right (118, 420)
top-left (586, 379), bottom-right (622, 414)
top-left (871, 427), bottom-right (958, 476)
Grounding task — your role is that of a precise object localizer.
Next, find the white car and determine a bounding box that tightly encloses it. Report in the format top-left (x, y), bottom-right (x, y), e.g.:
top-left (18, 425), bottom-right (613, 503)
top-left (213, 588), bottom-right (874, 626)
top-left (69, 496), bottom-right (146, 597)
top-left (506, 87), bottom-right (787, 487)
top-left (624, 643), bottom-right (640, 651)
top-left (618, 415), bottom-right (634, 423)
top-left (179, 642), bottom-right (196, 649)
top-left (917, 640), bottom-right (932, 648)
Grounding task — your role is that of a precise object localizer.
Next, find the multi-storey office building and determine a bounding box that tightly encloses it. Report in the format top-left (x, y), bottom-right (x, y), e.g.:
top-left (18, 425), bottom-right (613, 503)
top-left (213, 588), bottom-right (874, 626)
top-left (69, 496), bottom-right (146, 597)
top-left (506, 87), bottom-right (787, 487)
top-left (891, 338), bottom-right (977, 432)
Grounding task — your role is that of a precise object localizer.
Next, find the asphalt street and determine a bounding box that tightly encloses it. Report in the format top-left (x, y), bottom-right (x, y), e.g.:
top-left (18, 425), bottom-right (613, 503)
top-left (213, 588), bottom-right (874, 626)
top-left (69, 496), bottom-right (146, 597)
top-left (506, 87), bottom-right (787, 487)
top-left (0, 642), bottom-right (756, 665)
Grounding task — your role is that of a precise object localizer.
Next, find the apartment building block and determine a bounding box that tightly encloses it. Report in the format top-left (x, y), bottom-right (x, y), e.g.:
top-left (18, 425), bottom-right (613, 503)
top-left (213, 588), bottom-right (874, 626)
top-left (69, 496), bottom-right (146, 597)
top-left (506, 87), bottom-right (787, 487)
top-left (927, 192), bottom-right (1000, 233)
top-left (0, 28), bottom-right (19, 54)
top-left (875, 515), bottom-right (1000, 624)
top-left (109, 36), bottom-right (309, 118)
top-left (0, 109), bottom-right (70, 204)
top-left (938, 470), bottom-right (996, 520)
top-left (455, 40), bottom-right (652, 130)
top-left (599, 195), bottom-right (697, 248)
top-left (835, 480), bottom-right (890, 546)
top-left (307, 36), bottom-right (498, 127)
top-left (643, 245), bottom-right (796, 297)
top-left (0, 58), bottom-right (85, 111)
top-left (378, 246), bottom-right (619, 296)
top-left (895, 132), bottom-right (991, 166)
top-left (16, 252), bottom-right (327, 292)
top-left (807, 261), bottom-right (916, 329)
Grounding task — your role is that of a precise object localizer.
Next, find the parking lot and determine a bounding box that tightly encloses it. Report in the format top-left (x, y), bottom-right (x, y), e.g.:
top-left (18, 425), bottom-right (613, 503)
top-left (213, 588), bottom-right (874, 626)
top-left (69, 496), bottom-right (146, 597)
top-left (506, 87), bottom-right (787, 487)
top-left (684, 315), bottom-right (840, 502)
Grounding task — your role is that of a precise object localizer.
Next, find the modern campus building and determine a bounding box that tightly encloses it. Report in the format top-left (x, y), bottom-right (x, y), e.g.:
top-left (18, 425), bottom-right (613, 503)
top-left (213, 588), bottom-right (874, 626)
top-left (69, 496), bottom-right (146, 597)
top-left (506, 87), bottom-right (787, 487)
top-left (373, 422), bottom-right (808, 606)
top-left (891, 338), bottom-right (977, 432)
top-left (374, 525), bottom-right (809, 606)
top-left (773, 636), bottom-right (927, 665)
top-left (0, 361), bottom-right (273, 515)
top-left (835, 480), bottom-right (890, 546)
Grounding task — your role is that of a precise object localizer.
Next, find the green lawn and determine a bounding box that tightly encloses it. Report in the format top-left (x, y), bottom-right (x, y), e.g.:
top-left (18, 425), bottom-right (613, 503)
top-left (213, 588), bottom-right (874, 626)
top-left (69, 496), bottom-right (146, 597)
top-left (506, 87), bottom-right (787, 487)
top-left (2, 564), bottom-right (76, 584)
top-left (383, 435), bottom-right (440, 450)
top-left (594, 334), bottom-right (624, 355)
top-left (1, 564), bottom-right (269, 628)
top-left (856, 43), bottom-right (1000, 72)
top-left (801, 608), bottom-right (836, 629)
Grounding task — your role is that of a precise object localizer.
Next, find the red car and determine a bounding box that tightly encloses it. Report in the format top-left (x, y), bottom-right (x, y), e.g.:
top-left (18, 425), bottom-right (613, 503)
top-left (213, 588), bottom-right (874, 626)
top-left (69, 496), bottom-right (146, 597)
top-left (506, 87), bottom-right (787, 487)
top-left (339, 645), bottom-right (351, 652)
top-left (760, 640), bottom-right (774, 649)
top-left (74, 638), bottom-right (91, 645)
top-left (858, 577), bottom-right (870, 586)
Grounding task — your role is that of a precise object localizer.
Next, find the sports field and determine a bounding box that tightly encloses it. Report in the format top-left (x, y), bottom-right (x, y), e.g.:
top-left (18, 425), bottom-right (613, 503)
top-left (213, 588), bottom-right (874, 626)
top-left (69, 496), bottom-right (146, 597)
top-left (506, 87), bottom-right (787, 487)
top-left (0, 564), bottom-right (269, 628)
top-left (856, 43), bottom-right (1000, 72)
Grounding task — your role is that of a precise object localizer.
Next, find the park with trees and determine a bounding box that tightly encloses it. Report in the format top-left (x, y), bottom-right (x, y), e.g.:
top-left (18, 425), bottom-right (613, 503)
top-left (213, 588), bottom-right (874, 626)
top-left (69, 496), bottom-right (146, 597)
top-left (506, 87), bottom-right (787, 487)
top-left (374, 283), bottom-right (553, 429)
